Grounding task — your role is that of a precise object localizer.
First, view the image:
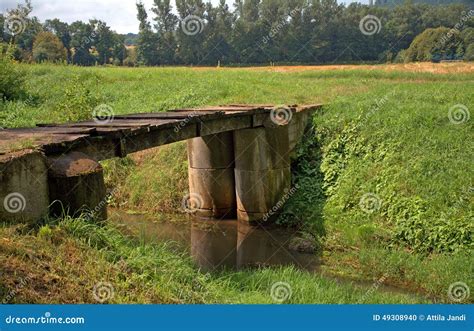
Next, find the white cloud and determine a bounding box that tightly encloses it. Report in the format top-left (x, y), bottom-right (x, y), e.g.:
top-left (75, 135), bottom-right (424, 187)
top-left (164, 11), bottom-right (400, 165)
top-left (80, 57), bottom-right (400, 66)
top-left (1, 0), bottom-right (367, 34)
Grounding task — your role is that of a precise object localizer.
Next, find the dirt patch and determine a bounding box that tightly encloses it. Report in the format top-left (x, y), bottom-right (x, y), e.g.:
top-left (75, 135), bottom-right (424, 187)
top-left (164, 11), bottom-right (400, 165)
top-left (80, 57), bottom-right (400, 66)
top-left (192, 62), bottom-right (474, 75)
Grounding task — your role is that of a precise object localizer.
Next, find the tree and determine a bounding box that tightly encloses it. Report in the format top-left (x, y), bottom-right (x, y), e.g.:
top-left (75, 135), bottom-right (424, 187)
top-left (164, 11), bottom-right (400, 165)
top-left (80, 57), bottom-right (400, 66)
top-left (70, 21), bottom-right (96, 66)
top-left (199, 0), bottom-right (234, 65)
top-left (152, 0), bottom-right (178, 64)
top-left (32, 31), bottom-right (67, 62)
top-left (44, 19), bottom-right (72, 62)
top-left (175, 0), bottom-right (207, 64)
top-left (90, 20), bottom-right (115, 64)
top-left (2, 0), bottom-right (43, 61)
top-left (112, 34), bottom-right (127, 65)
top-left (136, 1), bottom-right (160, 65)
top-left (404, 27), bottom-right (464, 62)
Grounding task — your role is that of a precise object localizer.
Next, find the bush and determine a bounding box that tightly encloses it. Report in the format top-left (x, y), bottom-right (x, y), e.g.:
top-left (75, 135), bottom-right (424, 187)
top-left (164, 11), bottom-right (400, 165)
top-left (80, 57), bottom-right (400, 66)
top-left (54, 73), bottom-right (102, 122)
top-left (0, 44), bottom-right (26, 101)
top-left (404, 27), bottom-right (464, 62)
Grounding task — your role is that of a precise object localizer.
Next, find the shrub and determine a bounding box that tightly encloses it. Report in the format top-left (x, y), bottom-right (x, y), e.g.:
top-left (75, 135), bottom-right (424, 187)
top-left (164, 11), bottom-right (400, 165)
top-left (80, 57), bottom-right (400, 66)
top-left (54, 73), bottom-right (102, 122)
top-left (0, 44), bottom-right (26, 101)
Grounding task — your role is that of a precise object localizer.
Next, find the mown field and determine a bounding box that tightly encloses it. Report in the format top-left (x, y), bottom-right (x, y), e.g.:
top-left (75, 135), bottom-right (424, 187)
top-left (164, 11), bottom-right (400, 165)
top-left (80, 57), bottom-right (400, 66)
top-left (0, 63), bottom-right (473, 304)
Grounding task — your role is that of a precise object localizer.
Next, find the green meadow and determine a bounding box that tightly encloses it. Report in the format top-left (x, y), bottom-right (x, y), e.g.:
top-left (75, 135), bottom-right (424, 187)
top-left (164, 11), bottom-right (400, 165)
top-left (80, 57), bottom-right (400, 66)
top-left (0, 63), bottom-right (472, 303)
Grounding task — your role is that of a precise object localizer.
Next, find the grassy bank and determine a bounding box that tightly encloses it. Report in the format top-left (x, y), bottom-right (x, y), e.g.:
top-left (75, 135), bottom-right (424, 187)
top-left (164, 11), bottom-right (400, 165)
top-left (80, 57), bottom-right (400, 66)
top-left (0, 218), bottom-right (428, 303)
top-left (0, 63), bottom-right (472, 303)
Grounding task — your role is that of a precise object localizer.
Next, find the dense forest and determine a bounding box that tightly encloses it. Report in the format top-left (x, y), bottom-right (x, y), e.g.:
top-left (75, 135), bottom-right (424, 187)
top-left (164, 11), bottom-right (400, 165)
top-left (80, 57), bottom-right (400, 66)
top-left (1, 0), bottom-right (473, 66)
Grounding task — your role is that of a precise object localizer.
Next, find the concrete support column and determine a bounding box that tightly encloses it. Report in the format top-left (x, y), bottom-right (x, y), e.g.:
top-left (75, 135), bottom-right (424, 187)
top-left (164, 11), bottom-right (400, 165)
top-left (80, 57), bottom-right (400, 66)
top-left (48, 152), bottom-right (107, 221)
top-left (187, 132), bottom-right (236, 218)
top-left (233, 127), bottom-right (291, 224)
top-left (0, 151), bottom-right (49, 223)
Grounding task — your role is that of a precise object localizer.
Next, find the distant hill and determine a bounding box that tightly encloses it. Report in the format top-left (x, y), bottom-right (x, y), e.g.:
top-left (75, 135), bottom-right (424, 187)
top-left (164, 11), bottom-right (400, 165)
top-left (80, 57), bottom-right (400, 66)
top-left (374, 0), bottom-right (473, 6)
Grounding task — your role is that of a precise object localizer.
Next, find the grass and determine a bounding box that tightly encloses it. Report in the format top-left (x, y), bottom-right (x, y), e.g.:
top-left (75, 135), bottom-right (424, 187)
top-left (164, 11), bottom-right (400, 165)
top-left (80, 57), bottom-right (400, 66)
top-left (0, 63), bottom-right (472, 303)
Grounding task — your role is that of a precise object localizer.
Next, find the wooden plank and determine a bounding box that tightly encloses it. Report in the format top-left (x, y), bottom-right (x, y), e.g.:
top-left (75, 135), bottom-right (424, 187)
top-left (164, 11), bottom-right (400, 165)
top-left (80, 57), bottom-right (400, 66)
top-left (40, 120), bottom-right (151, 128)
top-left (8, 127), bottom-right (97, 135)
top-left (0, 132), bottom-right (90, 155)
top-left (114, 111), bottom-right (223, 119)
top-left (295, 104), bottom-right (323, 112)
top-left (172, 106), bottom-right (263, 112)
top-left (221, 104), bottom-right (275, 109)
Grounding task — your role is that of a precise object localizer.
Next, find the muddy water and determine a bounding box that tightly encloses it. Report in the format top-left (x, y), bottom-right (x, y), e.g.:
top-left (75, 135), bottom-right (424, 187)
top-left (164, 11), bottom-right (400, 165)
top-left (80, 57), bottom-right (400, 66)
top-left (108, 209), bottom-right (320, 272)
top-left (108, 209), bottom-right (427, 300)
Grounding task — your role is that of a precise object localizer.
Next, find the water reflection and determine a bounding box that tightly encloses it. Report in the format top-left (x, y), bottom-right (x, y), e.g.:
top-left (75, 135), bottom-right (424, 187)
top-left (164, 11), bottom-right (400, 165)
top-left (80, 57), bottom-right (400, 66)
top-left (109, 210), bottom-right (319, 272)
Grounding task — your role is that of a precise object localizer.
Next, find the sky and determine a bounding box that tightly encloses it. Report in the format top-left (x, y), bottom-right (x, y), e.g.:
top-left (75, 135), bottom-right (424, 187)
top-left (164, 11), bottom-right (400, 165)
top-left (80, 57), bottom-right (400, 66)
top-left (1, 0), bottom-right (368, 34)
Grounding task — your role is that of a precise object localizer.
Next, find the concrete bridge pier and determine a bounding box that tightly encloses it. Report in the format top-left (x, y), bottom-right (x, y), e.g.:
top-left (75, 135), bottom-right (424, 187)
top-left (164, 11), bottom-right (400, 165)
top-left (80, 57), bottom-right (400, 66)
top-left (48, 152), bottom-right (107, 220)
top-left (187, 132), bottom-right (236, 218)
top-left (233, 126), bottom-right (291, 224)
top-left (0, 151), bottom-right (50, 223)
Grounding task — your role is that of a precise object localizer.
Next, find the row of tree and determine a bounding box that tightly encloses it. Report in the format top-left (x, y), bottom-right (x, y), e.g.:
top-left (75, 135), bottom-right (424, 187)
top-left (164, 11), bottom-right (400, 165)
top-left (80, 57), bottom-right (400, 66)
top-left (1, 0), bottom-right (473, 66)
top-left (134, 0), bottom-right (473, 65)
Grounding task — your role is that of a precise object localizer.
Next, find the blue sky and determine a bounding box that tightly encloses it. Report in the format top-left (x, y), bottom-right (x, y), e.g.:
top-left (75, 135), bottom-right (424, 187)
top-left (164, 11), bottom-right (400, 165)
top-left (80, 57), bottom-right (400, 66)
top-left (1, 0), bottom-right (368, 34)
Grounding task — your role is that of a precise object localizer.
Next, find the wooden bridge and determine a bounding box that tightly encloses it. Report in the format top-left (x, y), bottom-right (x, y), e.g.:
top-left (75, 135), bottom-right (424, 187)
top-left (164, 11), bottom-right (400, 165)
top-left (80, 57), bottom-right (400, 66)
top-left (0, 104), bottom-right (321, 224)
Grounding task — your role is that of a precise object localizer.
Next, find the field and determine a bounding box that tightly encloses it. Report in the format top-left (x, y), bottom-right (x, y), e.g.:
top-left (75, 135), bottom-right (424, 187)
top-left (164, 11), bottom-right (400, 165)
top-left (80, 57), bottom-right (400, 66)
top-left (0, 63), bottom-right (472, 304)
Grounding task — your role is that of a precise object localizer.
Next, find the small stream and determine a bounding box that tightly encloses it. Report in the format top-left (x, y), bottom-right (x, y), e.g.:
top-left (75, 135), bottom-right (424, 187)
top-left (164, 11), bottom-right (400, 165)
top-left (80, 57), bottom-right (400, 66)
top-left (108, 209), bottom-right (320, 272)
top-left (108, 208), bottom-right (427, 301)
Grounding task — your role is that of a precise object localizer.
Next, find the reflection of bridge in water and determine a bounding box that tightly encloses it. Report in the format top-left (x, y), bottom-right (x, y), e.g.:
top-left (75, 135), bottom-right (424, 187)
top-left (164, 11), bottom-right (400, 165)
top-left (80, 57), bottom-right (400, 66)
top-left (1, 104), bottom-right (321, 225)
top-left (110, 210), bottom-right (320, 271)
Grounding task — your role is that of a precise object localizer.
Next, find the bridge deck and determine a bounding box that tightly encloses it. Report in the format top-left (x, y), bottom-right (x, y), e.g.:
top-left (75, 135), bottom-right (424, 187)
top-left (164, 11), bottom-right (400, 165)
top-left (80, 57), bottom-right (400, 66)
top-left (0, 104), bottom-right (321, 161)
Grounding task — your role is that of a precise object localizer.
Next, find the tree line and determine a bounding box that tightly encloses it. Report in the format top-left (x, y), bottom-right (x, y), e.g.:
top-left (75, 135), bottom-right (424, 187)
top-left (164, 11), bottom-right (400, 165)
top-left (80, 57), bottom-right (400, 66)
top-left (1, 0), bottom-right (473, 66)
top-left (1, 1), bottom-right (126, 65)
